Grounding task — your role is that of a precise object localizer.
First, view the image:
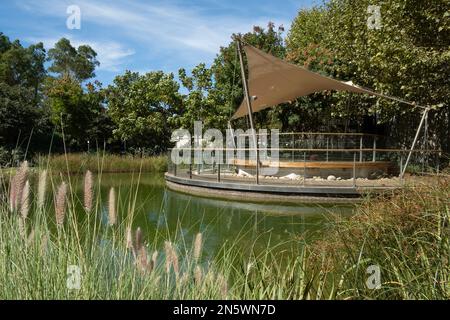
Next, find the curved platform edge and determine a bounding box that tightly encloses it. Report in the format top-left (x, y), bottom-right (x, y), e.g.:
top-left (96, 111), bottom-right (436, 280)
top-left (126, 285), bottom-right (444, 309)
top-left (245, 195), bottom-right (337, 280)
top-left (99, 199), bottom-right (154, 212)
top-left (165, 180), bottom-right (365, 204)
top-left (164, 173), bottom-right (398, 204)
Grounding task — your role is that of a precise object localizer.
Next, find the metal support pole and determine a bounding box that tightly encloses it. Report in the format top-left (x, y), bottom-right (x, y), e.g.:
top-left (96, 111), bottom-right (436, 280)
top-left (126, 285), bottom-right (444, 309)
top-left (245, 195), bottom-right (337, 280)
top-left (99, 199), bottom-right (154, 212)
top-left (326, 137), bottom-right (329, 162)
top-left (353, 153), bottom-right (356, 187)
top-left (372, 137), bottom-right (377, 162)
top-left (423, 111), bottom-right (429, 171)
top-left (399, 154), bottom-right (403, 178)
top-left (292, 134), bottom-right (295, 161)
top-left (217, 163), bottom-right (221, 182)
top-left (189, 163), bottom-right (192, 179)
top-left (174, 163), bottom-right (177, 177)
top-left (236, 38), bottom-right (259, 184)
top-left (303, 152), bottom-right (306, 186)
top-left (401, 107), bottom-right (430, 178)
top-left (359, 136), bottom-right (363, 162)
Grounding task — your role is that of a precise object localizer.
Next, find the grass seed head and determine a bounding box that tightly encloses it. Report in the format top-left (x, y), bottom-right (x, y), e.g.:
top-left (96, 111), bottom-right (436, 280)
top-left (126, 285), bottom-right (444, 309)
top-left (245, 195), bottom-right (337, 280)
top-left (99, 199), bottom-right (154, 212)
top-left (108, 187), bottom-right (116, 226)
top-left (83, 170), bottom-right (93, 213)
top-left (37, 170), bottom-right (48, 210)
top-left (55, 181), bottom-right (68, 226)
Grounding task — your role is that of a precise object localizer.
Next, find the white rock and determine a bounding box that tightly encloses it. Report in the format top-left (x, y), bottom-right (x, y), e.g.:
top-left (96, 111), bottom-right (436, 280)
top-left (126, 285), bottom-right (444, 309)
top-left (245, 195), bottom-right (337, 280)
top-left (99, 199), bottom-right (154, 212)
top-left (280, 173), bottom-right (301, 180)
top-left (327, 175), bottom-right (337, 181)
top-left (237, 169), bottom-right (253, 178)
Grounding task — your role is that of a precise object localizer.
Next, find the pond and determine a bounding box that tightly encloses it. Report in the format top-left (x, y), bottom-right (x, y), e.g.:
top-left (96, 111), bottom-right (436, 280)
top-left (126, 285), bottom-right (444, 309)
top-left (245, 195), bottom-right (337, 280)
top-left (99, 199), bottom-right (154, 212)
top-left (70, 173), bottom-right (354, 259)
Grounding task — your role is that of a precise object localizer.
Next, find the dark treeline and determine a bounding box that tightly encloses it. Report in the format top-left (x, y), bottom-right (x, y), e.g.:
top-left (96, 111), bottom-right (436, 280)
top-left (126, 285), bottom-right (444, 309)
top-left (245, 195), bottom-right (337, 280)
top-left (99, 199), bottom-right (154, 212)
top-left (0, 0), bottom-right (448, 166)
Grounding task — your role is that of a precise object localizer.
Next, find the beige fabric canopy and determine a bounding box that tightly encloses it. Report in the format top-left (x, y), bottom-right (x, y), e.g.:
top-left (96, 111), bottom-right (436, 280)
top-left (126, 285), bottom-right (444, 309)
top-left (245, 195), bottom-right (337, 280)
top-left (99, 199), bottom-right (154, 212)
top-left (232, 44), bottom-right (416, 120)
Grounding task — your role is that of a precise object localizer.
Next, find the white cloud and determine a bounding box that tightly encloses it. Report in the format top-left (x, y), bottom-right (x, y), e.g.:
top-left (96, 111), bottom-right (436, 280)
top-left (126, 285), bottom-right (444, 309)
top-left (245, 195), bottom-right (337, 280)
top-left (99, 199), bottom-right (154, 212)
top-left (18, 0), bottom-right (290, 56)
top-left (88, 42), bottom-right (135, 72)
top-left (27, 35), bottom-right (135, 72)
top-left (16, 0), bottom-right (297, 81)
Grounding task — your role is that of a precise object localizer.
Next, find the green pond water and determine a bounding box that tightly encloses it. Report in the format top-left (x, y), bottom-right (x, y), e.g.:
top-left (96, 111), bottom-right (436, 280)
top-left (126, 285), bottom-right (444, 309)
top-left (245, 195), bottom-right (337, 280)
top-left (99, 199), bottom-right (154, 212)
top-left (71, 173), bottom-right (354, 259)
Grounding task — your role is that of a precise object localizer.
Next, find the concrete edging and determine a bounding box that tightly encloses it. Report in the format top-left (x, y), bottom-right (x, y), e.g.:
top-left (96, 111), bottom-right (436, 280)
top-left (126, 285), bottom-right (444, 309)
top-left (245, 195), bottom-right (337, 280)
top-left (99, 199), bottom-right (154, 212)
top-left (164, 173), bottom-right (369, 204)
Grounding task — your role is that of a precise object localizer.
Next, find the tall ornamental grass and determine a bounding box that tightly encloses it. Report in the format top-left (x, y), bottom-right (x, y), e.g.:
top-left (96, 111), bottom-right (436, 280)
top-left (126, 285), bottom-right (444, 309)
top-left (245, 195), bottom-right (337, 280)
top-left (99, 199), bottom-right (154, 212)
top-left (36, 153), bottom-right (168, 174)
top-left (310, 179), bottom-right (450, 299)
top-left (0, 160), bottom-right (448, 299)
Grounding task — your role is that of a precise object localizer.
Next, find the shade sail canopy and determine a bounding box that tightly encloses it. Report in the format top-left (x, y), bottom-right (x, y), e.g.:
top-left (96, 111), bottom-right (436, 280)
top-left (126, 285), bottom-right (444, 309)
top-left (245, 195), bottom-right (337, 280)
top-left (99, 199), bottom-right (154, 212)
top-left (232, 44), bottom-right (415, 120)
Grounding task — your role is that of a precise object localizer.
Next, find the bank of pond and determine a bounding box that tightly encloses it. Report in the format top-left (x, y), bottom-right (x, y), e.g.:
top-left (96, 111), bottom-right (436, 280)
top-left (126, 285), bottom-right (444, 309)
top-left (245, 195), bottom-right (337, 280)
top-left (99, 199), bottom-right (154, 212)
top-left (0, 163), bottom-right (448, 299)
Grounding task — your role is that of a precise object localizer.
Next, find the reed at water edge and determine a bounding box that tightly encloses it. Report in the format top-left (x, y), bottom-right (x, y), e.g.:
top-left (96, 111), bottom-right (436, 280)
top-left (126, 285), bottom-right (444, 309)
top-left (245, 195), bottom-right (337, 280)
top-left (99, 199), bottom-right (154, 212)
top-left (36, 153), bottom-right (168, 174)
top-left (0, 158), bottom-right (448, 299)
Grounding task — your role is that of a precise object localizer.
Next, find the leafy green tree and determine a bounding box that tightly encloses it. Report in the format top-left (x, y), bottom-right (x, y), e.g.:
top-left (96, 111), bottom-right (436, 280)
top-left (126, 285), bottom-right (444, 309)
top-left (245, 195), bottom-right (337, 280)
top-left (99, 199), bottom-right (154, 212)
top-left (45, 38), bottom-right (107, 150)
top-left (177, 63), bottom-right (216, 130)
top-left (0, 35), bottom-right (46, 99)
top-left (0, 33), bottom-right (48, 153)
top-left (286, 0), bottom-right (449, 151)
top-left (46, 77), bottom-right (88, 148)
top-left (45, 78), bottom-right (111, 151)
top-left (187, 22), bottom-right (287, 131)
top-left (83, 81), bottom-right (116, 149)
top-left (48, 38), bottom-right (99, 82)
top-left (107, 71), bottom-right (182, 153)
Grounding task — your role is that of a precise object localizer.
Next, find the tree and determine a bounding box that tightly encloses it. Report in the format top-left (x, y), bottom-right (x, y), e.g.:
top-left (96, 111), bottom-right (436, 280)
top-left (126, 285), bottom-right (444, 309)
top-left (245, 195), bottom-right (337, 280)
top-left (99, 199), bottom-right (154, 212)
top-left (0, 33), bottom-right (48, 154)
top-left (45, 77), bottom-right (109, 150)
top-left (286, 0), bottom-right (450, 151)
top-left (45, 38), bottom-right (107, 150)
top-left (177, 63), bottom-right (216, 130)
top-left (48, 38), bottom-right (99, 82)
top-left (191, 22), bottom-right (287, 131)
top-left (107, 71), bottom-right (182, 153)
top-left (84, 81), bottom-right (116, 149)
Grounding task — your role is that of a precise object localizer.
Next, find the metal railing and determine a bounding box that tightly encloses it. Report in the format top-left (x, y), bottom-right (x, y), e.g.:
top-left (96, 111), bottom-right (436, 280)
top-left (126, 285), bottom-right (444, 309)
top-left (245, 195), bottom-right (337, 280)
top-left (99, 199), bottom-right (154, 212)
top-left (167, 132), bottom-right (442, 187)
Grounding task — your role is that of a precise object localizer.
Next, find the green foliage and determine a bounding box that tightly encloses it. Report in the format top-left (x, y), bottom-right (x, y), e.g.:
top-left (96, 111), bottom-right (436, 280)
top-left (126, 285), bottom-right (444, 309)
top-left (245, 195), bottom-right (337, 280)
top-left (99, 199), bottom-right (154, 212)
top-left (107, 71), bottom-right (182, 152)
top-left (2, 2), bottom-right (449, 158)
top-left (0, 33), bottom-right (46, 90)
top-left (286, 0), bottom-right (450, 150)
top-left (184, 22), bottom-right (288, 131)
top-left (1, 161), bottom-right (448, 299)
top-left (311, 180), bottom-right (450, 299)
top-left (177, 63), bottom-right (216, 130)
top-left (0, 33), bottom-right (48, 151)
top-left (46, 77), bottom-right (108, 149)
top-left (48, 38), bottom-right (99, 82)
top-left (36, 153), bottom-right (168, 173)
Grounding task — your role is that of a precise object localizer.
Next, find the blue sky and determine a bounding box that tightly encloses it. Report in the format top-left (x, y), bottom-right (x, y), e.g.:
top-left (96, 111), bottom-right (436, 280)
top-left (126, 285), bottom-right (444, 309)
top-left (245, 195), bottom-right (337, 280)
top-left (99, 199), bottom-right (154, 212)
top-left (0, 0), bottom-right (315, 85)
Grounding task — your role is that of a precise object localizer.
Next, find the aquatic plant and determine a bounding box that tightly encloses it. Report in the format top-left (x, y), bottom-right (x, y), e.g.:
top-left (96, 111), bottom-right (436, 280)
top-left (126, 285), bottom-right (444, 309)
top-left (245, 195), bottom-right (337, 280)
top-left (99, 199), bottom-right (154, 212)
top-left (9, 161), bottom-right (28, 212)
top-left (193, 232), bottom-right (203, 262)
top-left (0, 160), bottom-right (447, 300)
top-left (37, 170), bottom-right (47, 210)
top-left (83, 170), bottom-right (93, 213)
top-left (37, 153), bottom-right (168, 174)
top-left (108, 187), bottom-right (116, 226)
top-left (165, 241), bottom-right (179, 276)
top-left (20, 180), bottom-right (30, 220)
top-left (55, 181), bottom-right (67, 226)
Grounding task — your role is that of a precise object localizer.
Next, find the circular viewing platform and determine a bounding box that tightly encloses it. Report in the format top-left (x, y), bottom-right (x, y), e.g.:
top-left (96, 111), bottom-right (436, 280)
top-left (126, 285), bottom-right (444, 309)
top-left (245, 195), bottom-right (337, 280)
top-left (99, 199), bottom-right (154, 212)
top-left (165, 171), bottom-right (403, 204)
top-left (165, 132), bottom-right (439, 203)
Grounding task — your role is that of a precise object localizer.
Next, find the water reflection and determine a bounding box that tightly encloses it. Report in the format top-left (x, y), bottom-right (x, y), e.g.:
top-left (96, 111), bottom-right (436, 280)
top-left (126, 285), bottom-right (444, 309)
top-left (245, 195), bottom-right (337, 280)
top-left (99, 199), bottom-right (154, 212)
top-left (90, 173), bottom-right (353, 258)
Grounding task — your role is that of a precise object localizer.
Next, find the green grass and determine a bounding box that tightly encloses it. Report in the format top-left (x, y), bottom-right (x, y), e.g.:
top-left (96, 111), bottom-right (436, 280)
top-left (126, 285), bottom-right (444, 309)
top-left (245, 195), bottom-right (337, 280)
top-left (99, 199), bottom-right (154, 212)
top-left (0, 160), bottom-right (448, 300)
top-left (35, 153), bottom-right (168, 174)
top-left (310, 179), bottom-right (450, 299)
